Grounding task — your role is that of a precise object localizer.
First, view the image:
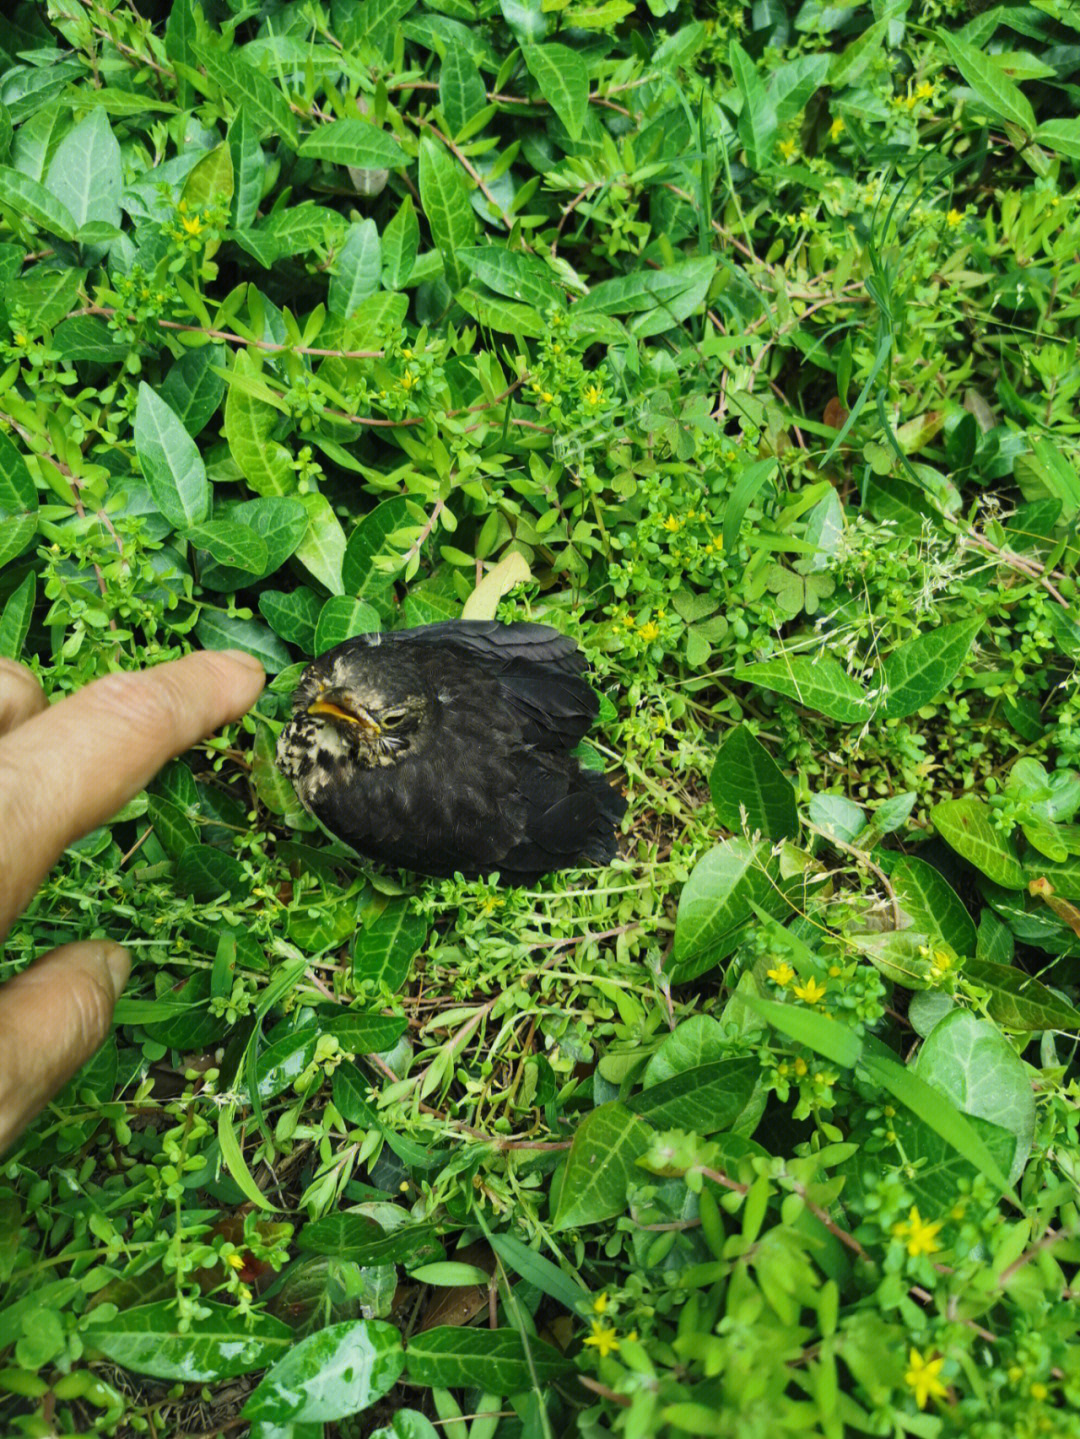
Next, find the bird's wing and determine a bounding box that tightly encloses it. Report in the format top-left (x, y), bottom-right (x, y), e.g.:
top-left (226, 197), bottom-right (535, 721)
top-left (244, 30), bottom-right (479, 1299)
top-left (382, 621), bottom-right (599, 749)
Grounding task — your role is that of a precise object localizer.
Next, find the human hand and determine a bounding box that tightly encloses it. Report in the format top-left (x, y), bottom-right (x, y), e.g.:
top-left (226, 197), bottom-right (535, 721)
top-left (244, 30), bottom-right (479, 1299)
top-left (0, 650), bottom-right (266, 1154)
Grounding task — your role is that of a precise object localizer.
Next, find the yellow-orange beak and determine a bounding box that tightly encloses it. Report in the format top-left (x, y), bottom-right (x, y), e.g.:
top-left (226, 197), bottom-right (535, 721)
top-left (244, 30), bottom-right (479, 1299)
top-left (307, 698), bottom-right (379, 732)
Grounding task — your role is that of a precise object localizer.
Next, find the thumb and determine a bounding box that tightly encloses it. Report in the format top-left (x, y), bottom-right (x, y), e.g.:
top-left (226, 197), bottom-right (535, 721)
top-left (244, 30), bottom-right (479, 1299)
top-left (0, 941), bottom-right (130, 1155)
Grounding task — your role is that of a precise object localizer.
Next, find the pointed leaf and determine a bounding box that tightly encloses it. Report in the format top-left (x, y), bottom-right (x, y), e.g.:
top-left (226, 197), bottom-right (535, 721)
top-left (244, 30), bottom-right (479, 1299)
top-left (521, 43), bottom-right (589, 141)
top-left (931, 797), bottom-right (1027, 888)
top-left (880, 617), bottom-right (983, 718)
top-left (735, 654), bottom-right (871, 723)
top-left (551, 1102), bottom-right (654, 1230)
top-left (242, 1320), bottom-right (404, 1423)
top-left (135, 383), bottom-right (210, 529)
top-left (84, 1302), bottom-right (292, 1382)
top-left (709, 725), bottom-right (798, 840)
top-left (299, 119), bottom-right (406, 168)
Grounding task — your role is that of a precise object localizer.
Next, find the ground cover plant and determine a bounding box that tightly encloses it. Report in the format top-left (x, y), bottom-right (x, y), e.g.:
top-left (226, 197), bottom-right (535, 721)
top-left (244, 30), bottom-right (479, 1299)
top-left (2, 0), bottom-right (1080, 1434)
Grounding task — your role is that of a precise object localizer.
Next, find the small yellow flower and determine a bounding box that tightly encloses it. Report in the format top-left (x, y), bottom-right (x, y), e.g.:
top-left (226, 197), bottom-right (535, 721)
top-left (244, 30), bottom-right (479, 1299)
top-left (946, 208), bottom-right (964, 228)
top-left (778, 138), bottom-right (797, 160)
top-left (638, 621), bottom-right (660, 642)
top-left (892, 1206), bottom-right (944, 1258)
top-left (793, 1056), bottom-right (808, 1077)
top-left (583, 383), bottom-right (604, 406)
top-left (916, 81), bottom-right (934, 100)
top-left (11, 333), bottom-right (26, 347)
top-left (1008, 1366), bottom-right (1024, 1384)
top-left (592, 1293), bottom-right (609, 1315)
top-left (829, 117), bottom-right (845, 141)
top-left (1031, 1382), bottom-right (1049, 1401)
top-left (480, 896), bottom-right (504, 914)
top-left (626, 1330), bottom-right (637, 1341)
top-left (400, 370), bottom-right (419, 390)
top-left (401, 347), bottom-right (413, 358)
top-left (552, 342), bottom-right (562, 353)
top-left (828, 964), bottom-right (842, 977)
top-left (583, 1320), bottom-right (620, 1358)
top-left (904, 1348), bottom-right (948, 1410)
top-left (180, 213), bottom-right (205, 236)
top-left (663, 515), bottom-right (682, 532)
top-left (793, 976), bottom-right (827, 1005)
top-left (622, 613), bottom-right (635, 628)
top-left (541, 390), bottom-right (554, 403)
top-left (767, 962), bottom-right (795, 987)
top-left (226, 1252), bottom-right (245, 1270)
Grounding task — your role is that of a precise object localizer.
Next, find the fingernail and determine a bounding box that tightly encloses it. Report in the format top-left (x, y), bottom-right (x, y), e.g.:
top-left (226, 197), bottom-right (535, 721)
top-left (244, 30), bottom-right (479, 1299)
top-left (221, 648), bottom-right (266, 675)
top-left (102, 942), bottom-right (131, 998)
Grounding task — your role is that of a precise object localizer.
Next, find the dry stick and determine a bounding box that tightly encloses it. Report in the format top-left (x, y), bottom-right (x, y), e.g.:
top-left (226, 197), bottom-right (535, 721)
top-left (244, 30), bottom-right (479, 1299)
top-left (962, 530), bottom-right (1071, 609)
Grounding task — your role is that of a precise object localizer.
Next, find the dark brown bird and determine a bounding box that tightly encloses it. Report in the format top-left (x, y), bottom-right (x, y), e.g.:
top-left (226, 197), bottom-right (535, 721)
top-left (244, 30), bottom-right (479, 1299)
top-left (276, 620), bottom-right (625, 881)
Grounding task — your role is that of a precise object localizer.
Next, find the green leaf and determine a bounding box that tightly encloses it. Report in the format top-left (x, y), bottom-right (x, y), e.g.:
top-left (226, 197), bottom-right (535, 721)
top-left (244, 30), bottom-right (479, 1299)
top-left (912, 1009), bottom-right (1035, 1184)
top-left (294, 491), bottom-right (347, 594)
top-left (51, 315), bottom-right (127, 363)
top-left (574, 258), bottom-right (716, 337)
top-left (731, 39), bottom-right (776, 171)
top-left (890, 856), bottom-right (977, 957)
top-left (938, 30), bottom-right (1036, 136)
top-left (381, 194), bottom-right (419, 289)
top-left (0, 430), bottom-right (38, 515)
top-left (670, 839), bottom-right (802, 984)
top-left (741, 996), bottom-right (864, 1069)
top-left (342, 496), bottom-right (412, 603)
top-left (196, 44), bottom-right (299, 149)
top-left (185, 520), bottom-right (268, 573)
top-left (146, 795), bottom-right (198, 860)
top-left (709, 725), bottom-right (798, 841)
top-left (45, 109), bottom-right (121, 229)
top-left (458, 246), bottom-right (562, 310)
top-left (931, 797), bottom-right (1027, 889)
top-left (182, 141), bottom-right (235, 213)
top-left (161, 344), bottom-right (226, 438)
top-left (1035, 117), bottom-right (1080, 159)
top-left (353, 901), bottom-right (429, 992)
top-left (487, 1231), bottom-right (587, 1312)
top-left (329, 220), bottom-right (382, 318)
top-left (299, 119), bottom-right (407, 168)
top-left (405, 1326), bottom-right (573, 1391)
top-left (457, 288), bottom-right (546, 338)
top-left (223, 349), bottom-right (294, 498)
top-left (259, 587), bottom-right (321, 649)
top-left (735, 654), bottom-right (870, 724)
top-left (84, 1303), bottom-right (292, 1381)
top-left (439, 45), bottom-right (488, 136)
top-left (297, 1216), bottom-right (443, 1265)
top-left (218, 1102), bottom-right (276, 1211)
top-left (418, 135), bottom-right (475, 291)
top-left (134, 383), bottom-right (210, 529)
top-left (723, 457), bottom-right (778, 558)
top-left (551, 1102), bottom-right (654, 1230)
top-left (0, 166), bottom-right (76, 239)
top-left (880, 616), bottom-right (983, 719)
top-left (628, 1056), bottom-right (759, 1134)
top-left (323, 1011), bottom-right (408, 1053)
top-left (0, 572), bottom-right (35, 659)
top-left (315, 596), bottom-right (381, 653)
top-left (964, 958), bottom-right (1080, 1031)
top-left (521, 43), bottom-right (589, 142)
top-left (193, 612), bottom-right (292, 673)
top-left (8, 266), bottom-right (84, 332)
top-left (242, 1320), bottom-right (404, 1424)
top-left (228, 104), bottom-right (265, 230)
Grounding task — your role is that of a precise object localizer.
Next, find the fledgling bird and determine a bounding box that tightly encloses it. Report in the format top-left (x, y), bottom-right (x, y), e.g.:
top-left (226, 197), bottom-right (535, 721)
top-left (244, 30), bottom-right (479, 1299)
top-left (276, 620), bottom-right (626, 881)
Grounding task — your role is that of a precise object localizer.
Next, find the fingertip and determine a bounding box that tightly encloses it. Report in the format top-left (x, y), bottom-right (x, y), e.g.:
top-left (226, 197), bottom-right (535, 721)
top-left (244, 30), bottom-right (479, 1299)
top-left (220, 648), bottom-right (267, 677)
top-left (101, 941), bottom-right (131, 1000)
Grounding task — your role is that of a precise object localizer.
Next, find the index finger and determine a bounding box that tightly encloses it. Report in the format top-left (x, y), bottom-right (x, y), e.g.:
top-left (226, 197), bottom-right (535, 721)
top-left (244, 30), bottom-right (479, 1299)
top-left (0, 650), bottom-right (265, 938)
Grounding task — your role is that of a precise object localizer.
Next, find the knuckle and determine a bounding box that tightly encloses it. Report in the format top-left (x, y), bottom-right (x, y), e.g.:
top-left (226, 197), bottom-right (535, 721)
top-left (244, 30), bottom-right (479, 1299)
top-left (89, 671), bottom-right (179, 737)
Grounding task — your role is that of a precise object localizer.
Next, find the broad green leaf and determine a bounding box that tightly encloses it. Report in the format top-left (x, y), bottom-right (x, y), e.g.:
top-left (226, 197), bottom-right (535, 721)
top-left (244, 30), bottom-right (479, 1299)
top-left (8, 266), bottom-right (84, 332)
top-left (1035, 117), bottom-right (1080, 159)
top-left (628, 1056), bottom-right (759, 1134)
top-left (458, 246), bottom-right (562, 309)
top-left (405, 1326), bottom-right (573, 1390)
top-left (228, 104), bottom-right (265, 229)
top-left (182, 141), bottom-right (234, 213)
top-left (964, 958), bottom-right (1080, 1031)
top-left (196, 45), bottom-right (299, 149)
top-left (299, 118), bottom-right (407, 168)
top-left (84, 1303), bottom-right (292, 1381)
top-left (242, 1320), bottom-right (404, 1423)
top-left (259, 587), bottom-right (321, 649)
top-left (0, 430), bottom-right (37, 515)
top-left (723, 457), bottom-right (778, 557)
top-left (880, 616), bottom-right (983, 719)
top-left (315, 596), bottom-right (381, 653)
top-left (342, 497), bottom-right (412, 602)
top-left (742, 996), bottom-right (864, 1068)
top-left (332, 1063), bottom-right (380, 1128)
top-left (224, 349), bottom-right (295, 497)
top-left (889, 855), bottom-right (976, 956)
top-left (51, 315), bottom-right (126, 363)
top-left (913, 1009), bottom-right (1035, 1184)
top-left (731, 39), bottom-right (776, 171)
top-left (194, 612), bottom-right (292, 673)
top-left (0, 572), bottom-right (35, 659)
top-left (827, 20), bottom-right (886, 86)
top-left (134, 383), bottom-right (210, 529)
top-left (735, 654), bottom-right (871, 724)
top-left (185, 520), bottom-right (269, 574)
top-left (353, 901), bottom-right (429, 992)
top-left (574, 257), bottom-right (716, 321)
top-left (369, 1412), bottom-right (439, 1439)
top-left (295, 491), bottom-right (347, 594)
top-left (643, 1015), bottom-right (728, 1085)
top-left (938, 30), bottom-right (1036, 136)
top-left (297, 1216), bottom-right (443, 1266)
top-left (439, 45), bottom-right (488, 136)
top-left (709, 724), bottom-right (799, 841)
top-left (45, 109), bottom-right (121, 228)
top-left (381, 194), bottom-right (419, 288)
top-left (0, 164), bottom-right (76, 239)
top-left (931, 797), bottom-right (1027, 889)
top-left (418, 135), bottom-right (475, 290)
top-left (551, 1102), bottom-right (654, 1229)
top-left (161, 344), bottom-right (226, 438)
top-left (670, 839), bottom-right (797, 984)
top-left (175, 844), bottom-right (252, 900)
top-left (522, 43), bottom-right (589, 141)
top-left (457, 288), bottom-right (545, 338)
top-left (146, 795), bottom-right (198, 859)
top-left (254, 1028), bottom-right (319, 1101)
top-left (329, 220), bottom-right (382, 318)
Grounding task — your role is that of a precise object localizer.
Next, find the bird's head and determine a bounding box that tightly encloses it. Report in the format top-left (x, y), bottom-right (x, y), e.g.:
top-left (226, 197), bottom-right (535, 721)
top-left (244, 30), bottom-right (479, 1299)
top-left (284, 644), bottom-right (436, 772)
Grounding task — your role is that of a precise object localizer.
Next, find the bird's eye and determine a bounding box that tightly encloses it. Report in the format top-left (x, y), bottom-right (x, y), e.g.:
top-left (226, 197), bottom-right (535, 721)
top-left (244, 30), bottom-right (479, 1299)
top-left (380, 708), bottom-right (409, 730)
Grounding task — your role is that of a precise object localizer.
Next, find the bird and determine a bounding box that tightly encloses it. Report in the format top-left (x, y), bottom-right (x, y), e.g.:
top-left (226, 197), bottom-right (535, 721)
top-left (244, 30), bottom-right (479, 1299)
top-left (275, 619), bottom-right (626, 881)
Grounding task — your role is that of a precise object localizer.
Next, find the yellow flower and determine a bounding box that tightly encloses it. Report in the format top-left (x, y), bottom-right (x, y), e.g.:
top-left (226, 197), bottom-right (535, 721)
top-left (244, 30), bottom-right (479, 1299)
top-left (226, 1253), bottom-right (245, 1270)
top-left (793, 1056), bottom-right (808, 1077)
top-left (180, 213), bottom-right (205, 236)
top-left (592, 1293), bottom-right (609, 1314)
top-left (828, 964), bottom-right (842, 977)
top-left (663, 515), bottom-right (682, 532)
top-left (541, 390), bottom-right (554, 403)
top-left (583, 1320), bottom-right (620, 1358)
top-left (778, 138), bottom-right (797, 160)
top-left (622, 613), bottom-right (635, 628)
top-left (829, 117), bottom-right (845, 141)
top-left (1031, 1382), bottom-right (1049, 1401)
top-left (892, 1206), bottom-right (944, 1258)
top-left (946, 208), bottom-right (964, 228)
top-left (767, 962), bottom-right (795, 987)
top-left (904, 1348), bottom-right (948, 1409)
top-left (638, 621), bottom-right (660, 642)
top-left (400, 370), bottom-right (419, 390)
top-left (583, 383), bottom-right (603, 406)
top-left (480, 896), bottom-right (504, 914)
top-left (793, 977), bottom-right (827, 1004)
top-left (11, 333), bottom-right (26, 347)
top-left (401, 347), bottom-right (413, 358)
top-left (916, 81), bottom-right (934, 100)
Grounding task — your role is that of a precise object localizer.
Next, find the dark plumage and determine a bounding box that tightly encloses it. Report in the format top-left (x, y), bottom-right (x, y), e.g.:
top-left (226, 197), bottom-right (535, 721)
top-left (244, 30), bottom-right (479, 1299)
top-left (275, 620), bottom-right (626, 881)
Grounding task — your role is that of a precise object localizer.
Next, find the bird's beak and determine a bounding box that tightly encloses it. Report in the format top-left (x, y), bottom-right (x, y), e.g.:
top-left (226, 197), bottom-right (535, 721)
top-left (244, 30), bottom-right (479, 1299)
top-left (307, 696), bottom-right (380, 733)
